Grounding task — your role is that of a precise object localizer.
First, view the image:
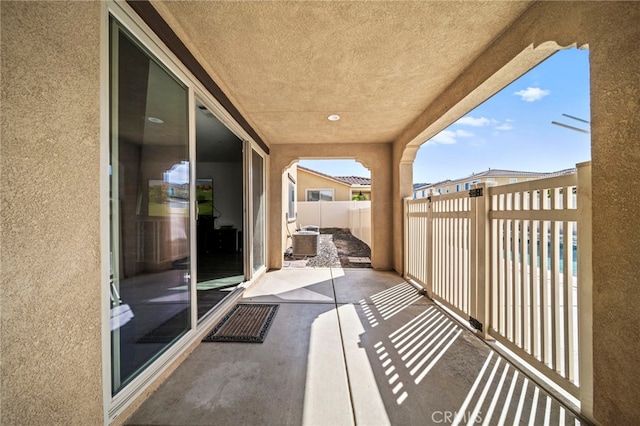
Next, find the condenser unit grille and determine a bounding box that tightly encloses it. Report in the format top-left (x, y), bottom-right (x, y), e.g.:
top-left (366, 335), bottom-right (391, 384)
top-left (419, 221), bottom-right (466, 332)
top-left (292, 231), bottom-right (319, 257)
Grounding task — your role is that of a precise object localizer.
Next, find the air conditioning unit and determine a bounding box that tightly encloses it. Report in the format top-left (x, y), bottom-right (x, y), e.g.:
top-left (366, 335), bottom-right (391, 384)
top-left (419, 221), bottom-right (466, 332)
top-left (292, 231), bottom-right (319, 257)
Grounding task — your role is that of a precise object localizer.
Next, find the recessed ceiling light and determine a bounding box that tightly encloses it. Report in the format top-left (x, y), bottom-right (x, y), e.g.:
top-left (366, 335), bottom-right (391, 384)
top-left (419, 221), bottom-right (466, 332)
top-left (147, 117), bottom-right (164, 124)
top-left (327, 114), bottom-right (340, 121)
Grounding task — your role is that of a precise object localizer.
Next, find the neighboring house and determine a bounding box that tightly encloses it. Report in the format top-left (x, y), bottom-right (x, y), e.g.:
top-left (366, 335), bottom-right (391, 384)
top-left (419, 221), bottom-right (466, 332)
top-left (335, 175), bottom-right (372, 201)
top-left (413, 168), bottom-right (575, 198)
top-left (297, 165), bottom-right (372, 201)
top-left (292, 166), bottom-right (372, 239)
top-left (412, 182), bottom-right (430, 199)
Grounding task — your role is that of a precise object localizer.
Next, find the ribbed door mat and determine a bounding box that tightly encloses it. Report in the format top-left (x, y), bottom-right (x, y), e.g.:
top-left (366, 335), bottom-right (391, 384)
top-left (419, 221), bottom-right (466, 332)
top-left (203, 304), bottom-right (279, 343)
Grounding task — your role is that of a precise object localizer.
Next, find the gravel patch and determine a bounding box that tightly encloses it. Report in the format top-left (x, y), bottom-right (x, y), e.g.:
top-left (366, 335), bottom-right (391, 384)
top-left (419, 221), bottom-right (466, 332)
top-left (305, 234), bottom-right (341, 267)
top-left (284, 228), bottom-right (371, 268)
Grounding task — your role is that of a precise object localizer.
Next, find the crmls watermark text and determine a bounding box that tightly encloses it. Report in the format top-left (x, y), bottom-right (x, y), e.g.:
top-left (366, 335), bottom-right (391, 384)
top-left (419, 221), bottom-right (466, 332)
top-left (431, 411), bottom-right (482, 424)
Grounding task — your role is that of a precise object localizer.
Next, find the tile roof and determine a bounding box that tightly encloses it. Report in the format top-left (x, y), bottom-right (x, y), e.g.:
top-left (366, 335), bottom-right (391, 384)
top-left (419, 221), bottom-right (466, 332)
top-left (335, 175), bottom-right (371, 185)
top-left (297, 165), bottom-right (350, 186)
top-left (461, 169), bottom-right (549, 179)
top-left (456, 168), bottom-right (578, 182)
top-left (539, 168), bottom-right (577, 178)
top-left (414, 180), bottom-right (451, 190)
top-left (298, 165), bottom-right (371, 186)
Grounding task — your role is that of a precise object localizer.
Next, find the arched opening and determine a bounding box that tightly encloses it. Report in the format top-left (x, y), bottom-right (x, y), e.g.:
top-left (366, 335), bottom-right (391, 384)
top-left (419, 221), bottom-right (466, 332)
top-left (268, 144), bottom-right (394, 272)
top-left (412, 47), bottom-right (590, 194)
top-left (400, 46), bottom-right (592, 407)
top-left (281, 159), bottom-right (373, 269)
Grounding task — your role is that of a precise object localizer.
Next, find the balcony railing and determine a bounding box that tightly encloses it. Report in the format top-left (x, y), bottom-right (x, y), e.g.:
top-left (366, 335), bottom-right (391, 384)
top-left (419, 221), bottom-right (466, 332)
top-left (404, 162), bottom-right (592, 414)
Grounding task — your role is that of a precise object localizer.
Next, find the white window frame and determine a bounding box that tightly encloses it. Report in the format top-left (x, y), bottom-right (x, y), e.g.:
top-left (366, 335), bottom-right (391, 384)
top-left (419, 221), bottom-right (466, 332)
top-left (287, 174), bottom-right (296, 220)
top-left (306, 188), bottom-right (334, 202)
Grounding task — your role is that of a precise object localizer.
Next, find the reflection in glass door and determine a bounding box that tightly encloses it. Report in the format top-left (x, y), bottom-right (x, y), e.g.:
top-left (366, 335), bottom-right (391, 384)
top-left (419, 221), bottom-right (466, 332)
top-left (109, 19), bottom-right (191, 394)
top-left (195, 101), bottom-right (245, 319)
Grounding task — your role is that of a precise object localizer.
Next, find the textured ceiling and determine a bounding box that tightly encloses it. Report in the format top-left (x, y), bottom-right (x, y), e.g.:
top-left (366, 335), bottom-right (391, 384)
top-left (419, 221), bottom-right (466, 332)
top-left (151, 1), bottom-right (533, 146)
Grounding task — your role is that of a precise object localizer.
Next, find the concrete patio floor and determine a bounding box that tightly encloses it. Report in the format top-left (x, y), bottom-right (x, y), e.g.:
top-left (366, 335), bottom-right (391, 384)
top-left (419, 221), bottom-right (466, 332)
top-left (126, 268), bottom-right (584, 425)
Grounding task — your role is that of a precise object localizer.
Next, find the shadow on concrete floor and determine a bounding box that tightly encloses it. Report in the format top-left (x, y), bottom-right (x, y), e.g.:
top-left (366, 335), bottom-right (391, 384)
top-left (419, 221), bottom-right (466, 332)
top-left (125, 268), bottom-right (585, 426)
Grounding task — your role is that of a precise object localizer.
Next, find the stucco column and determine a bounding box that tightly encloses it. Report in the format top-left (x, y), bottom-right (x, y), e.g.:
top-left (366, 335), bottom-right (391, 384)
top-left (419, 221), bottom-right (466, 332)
top-left (393, 143), bottom-right (418, 274)
top-left (1, 2), bottom-right (104, 424)
top-left (368, 144), bottom-right (394, 270)
top-left (268, 153), bottom-right (288, 270)
top-left (588, 6), bottom-right (640, 424)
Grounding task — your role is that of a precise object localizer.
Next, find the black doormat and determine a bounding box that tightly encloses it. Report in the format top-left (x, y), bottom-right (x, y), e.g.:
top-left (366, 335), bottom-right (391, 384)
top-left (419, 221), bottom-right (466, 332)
top-left (202, 303), bottom-right (279, 343)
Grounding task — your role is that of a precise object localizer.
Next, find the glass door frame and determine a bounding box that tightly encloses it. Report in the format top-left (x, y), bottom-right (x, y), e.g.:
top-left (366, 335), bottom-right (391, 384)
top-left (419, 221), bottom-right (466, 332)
top-left (102, 1), bottom-right (268, 421)
top-left (193, 94), bottom-right (247, 322)
top-left (246, 144), bottom-right (268, 278)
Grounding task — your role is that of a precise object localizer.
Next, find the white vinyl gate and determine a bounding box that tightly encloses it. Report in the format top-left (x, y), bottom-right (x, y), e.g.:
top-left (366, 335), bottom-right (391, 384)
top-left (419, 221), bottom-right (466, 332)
top-left (404, 162), bottom-right (592, 413)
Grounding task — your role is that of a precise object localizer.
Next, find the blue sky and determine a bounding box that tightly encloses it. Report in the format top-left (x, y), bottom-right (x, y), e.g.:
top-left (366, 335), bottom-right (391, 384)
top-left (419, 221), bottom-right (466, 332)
top-left (299, 48), bottom-right (590, 184)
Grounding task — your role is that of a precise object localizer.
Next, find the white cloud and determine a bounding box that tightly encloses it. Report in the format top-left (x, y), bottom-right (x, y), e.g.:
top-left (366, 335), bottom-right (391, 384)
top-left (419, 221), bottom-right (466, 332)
top-left (455, 129), bottom-right (474, 138)
top-left (456, 116), bottom-right (492, 127)
top-left (514, 87), bottom-right (550, 102)
top-left (430, 130), bottom-right (457, 144)
top-left (495, 123), bottom-right (513, 131)
top-left (427, 129), bottom-right (474, 145)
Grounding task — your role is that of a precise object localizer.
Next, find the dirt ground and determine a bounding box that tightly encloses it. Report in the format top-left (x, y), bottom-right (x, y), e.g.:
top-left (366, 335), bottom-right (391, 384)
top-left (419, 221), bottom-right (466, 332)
top-left (285, 228), bottom-right (371, 268)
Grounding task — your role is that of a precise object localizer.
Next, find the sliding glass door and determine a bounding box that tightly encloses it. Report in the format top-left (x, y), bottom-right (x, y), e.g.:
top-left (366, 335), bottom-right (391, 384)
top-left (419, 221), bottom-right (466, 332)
top-left (108, 9), bottom-right (268, 401)
top-left (109, 19), bottom-right (191, 394)
top-left (195, 100), bottom-right (245, 319)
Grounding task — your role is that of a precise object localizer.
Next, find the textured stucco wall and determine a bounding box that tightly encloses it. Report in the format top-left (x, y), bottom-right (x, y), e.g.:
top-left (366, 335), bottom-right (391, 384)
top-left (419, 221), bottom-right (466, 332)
top-left (586, 5), bottom-right (640, 425)
top-left (270, 144), bottom-right (393, 271)
top-left (1, 2), bottom-right (103, 424)
top-left (296, 169), bottom-right (352, 202)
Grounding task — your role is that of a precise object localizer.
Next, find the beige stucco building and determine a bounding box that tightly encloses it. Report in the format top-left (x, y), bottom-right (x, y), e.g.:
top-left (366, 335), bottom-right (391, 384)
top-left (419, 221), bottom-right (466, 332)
top-left (414, 168), bottom-right (575, 198)
top-left (2, 1), bottom-right (640, 424)
top-left (296, 165), bottom-right (372, 202)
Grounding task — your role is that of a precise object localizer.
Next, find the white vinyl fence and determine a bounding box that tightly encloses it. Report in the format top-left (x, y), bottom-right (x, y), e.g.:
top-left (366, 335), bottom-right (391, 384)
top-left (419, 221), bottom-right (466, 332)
top-left (349, 205), bottom-right (372, 247)
top-left (404, 162), bottom-right (592, 412)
